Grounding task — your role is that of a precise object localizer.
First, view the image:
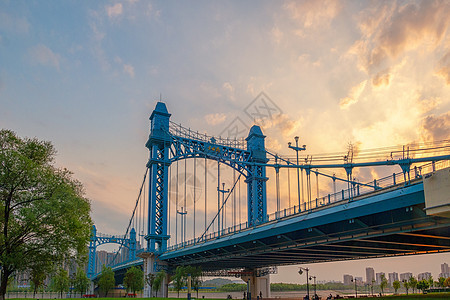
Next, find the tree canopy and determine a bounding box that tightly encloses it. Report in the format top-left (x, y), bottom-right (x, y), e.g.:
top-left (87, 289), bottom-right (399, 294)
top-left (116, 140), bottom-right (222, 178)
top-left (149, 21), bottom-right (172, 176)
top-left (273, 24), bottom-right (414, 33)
top-left (124, 266), bottom-right (144, 294)
top-left (98, 266), bottom-right (115, 297)
top-left (0, 129), bottom-right (92, 300)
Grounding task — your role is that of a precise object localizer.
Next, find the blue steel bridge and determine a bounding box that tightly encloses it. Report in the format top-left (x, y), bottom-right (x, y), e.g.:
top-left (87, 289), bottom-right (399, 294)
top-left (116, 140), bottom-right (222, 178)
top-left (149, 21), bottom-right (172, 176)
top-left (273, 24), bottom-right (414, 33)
top-left (88, 102), bottom-right (450, 297)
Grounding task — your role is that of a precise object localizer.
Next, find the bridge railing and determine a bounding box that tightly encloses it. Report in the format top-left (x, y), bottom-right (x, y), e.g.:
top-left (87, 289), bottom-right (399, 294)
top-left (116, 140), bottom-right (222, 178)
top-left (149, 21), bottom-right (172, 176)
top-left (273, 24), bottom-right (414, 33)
top-left (166, 160), bottom-right (449, 252)
top-left (169, 121), bottom-right (247, 149)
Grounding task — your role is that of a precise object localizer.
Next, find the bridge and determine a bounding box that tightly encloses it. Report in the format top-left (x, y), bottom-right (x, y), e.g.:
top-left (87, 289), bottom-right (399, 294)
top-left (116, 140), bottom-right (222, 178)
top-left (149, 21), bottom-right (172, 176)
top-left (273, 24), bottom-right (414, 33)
top-left (88, 101), bottom-right (450, 298)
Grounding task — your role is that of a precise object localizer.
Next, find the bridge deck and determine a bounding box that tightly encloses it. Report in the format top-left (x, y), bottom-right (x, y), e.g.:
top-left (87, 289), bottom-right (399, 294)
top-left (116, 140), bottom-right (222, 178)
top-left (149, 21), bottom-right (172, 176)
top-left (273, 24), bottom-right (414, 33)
top-left (158, 180), bottom-right (450, 270)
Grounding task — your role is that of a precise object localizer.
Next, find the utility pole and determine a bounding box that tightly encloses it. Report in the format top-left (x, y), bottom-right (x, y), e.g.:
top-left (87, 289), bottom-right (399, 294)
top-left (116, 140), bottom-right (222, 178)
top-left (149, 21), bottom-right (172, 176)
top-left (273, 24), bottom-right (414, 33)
top-left (289, 137), bottom-right (306, 212)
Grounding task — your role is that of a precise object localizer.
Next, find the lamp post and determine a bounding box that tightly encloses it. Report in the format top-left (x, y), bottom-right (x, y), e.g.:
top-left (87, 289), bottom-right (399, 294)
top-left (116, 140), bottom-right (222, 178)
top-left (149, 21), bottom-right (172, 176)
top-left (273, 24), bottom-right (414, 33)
top-left (299, 267), bottom-right (310, 300)
top-left (351, 278), bottom-right (358, 298)
top-left (218, 182), bottom-right (230, 235)
top-left (309, 275), bottom-right (316, 299)
top-left (177, 207), bottom-right (187, 244)
top-left (288, 137), bottom-right (306, 212)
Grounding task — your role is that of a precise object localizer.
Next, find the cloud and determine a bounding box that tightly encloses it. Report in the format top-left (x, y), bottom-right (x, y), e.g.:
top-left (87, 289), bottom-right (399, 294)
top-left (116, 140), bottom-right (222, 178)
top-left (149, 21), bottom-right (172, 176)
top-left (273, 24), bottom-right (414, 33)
top-left (222, 82), bottom-right (235, 101)
top-left (106, 3), bottom-right (123, 18)
top-left (205, 113), bottom-right (226, 125)
top-left (261, 113), bottom-right (302, 139)
top-left (436, 50), bottom-right (450, 84)
top-left (421, 112), bottom-right (450, 141)
top-left (339, 80), bottom-right (367, 109)
top-left (372, 70), bottom-right (391, 87)
top-left (353, 1), bottom-right (450, 74)
top-left (123, 63), bottom-right (135, 78)
top-left (28, 44), bottom-right (61, 69)
top-left (0, 12), bottom-right (30, 34)
top-left (283, 0), bottom-right (341, 30)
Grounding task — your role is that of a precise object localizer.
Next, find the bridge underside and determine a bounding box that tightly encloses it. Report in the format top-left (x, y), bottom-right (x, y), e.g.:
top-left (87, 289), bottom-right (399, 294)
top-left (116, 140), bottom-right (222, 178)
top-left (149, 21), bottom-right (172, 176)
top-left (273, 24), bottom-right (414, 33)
top-left (159, 182), bottom-right (450, 270)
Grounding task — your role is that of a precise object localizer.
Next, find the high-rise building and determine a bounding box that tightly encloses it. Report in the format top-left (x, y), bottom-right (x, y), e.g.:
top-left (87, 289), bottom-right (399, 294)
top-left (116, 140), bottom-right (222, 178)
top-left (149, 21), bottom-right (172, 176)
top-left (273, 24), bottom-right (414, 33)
top-left (343, 274), bottom-right (353, 285)
top-left (355, 277), bottom-right (363, 285)
top-left (388, 272), bottom-right (399, 285)
top-left (376, 272), bottom-right (386, 285)
top-left (418, 272), bottom-right (432, 281)
top-left (366, 267), bottom-right (375, 284)
top-left (440, 263), bottom-right (450, 278)
top-left (400, 272), bottom-right (413, 281)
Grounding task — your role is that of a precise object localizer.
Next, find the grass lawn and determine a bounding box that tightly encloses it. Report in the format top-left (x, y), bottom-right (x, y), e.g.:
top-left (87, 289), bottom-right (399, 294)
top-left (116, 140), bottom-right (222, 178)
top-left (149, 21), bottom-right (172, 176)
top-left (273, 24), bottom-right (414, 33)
top-left (7, 294), bottom-right (450, 300)
top-left (361, 293), bottom-right (450, 300)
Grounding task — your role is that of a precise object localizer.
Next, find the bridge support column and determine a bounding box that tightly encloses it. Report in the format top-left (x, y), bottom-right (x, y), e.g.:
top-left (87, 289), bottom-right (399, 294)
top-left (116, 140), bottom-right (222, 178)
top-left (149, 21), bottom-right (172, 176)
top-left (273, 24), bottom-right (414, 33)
top-left (241, 269), bottom-right (271, 299)
top-left (141, 253), bottom-right (168, 298)
top-left (245, 126), bottom-right (268, 226)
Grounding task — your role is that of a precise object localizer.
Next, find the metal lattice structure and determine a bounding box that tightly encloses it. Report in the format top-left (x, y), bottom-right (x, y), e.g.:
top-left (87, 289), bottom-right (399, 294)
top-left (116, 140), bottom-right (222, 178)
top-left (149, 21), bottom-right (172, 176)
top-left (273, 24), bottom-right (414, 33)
top-left (88, 101), bottom-right (450, 282)
top-left (87, 225), bottom-right (136, 279)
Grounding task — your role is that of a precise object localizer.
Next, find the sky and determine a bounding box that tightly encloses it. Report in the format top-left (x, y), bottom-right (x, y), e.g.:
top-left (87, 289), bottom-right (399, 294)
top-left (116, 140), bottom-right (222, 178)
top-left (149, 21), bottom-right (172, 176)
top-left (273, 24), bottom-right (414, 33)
top-left (1, 0), bottom-right (450, 283)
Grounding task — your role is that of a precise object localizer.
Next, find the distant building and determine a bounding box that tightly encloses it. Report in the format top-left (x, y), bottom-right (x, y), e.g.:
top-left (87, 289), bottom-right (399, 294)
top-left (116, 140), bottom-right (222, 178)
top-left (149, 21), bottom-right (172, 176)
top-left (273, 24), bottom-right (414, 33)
top-left (366, 267), bottom-right (375, 284)
top-left (400, 272), bottom-right (413, 281)
top-left (376, 272), bottom-right (385, 285)
top-left (388, 272), bottom-right (399, 285)
top-left (355, 277), bottom-right (363, 285)
top-left (440, 263), bottom-right (449, 278)
top-left (418, 272), bottom-right (432, 281)
top-left (343, 274), bottom-right (353, 285)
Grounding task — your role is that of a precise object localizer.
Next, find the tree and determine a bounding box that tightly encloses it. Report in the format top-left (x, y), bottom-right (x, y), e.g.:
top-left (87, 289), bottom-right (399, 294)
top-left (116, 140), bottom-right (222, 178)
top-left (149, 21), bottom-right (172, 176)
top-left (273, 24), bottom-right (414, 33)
top-left (29, 262), bottom-right (53, 297)
top-left (417, 279), bottom-right (430, 293)
top-left (403, 280), bottom-right (409, 295)
top-left (444, 277), bottom-right (450, 287)
top-left (72, 268), bottom-right (90, 296)
top-left (145, 273), bottom-right (156, 297)
top-left (98, 266), bottom-right (115, 297)
top-left (0, 129), bottom-right (92, 300)
top-left (52, 268), bottom-right (70, 298)
top-left (437, 277), bottom-right (446, 287)
top-left (392, 280), bottom-right (400, 294)
top-left (124, 266), bottom-right (144, 294)
top-left (380, 274), bottom-right (388, 295)
top-left (185, 266), bottom-right (202, 298)
top-left (409, 276), bottom-right (418, 294)
top-left (153, 270), bottom-right (166, 297)
top-left (428, 276), bottom-right (434, 289)
top-left (173, 266), bottom-right (186, 297)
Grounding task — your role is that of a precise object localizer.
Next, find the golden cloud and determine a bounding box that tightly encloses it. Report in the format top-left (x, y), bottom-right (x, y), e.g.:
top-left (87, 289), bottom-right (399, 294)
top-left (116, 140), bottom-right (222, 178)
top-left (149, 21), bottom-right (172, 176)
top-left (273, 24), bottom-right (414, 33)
top-left (421, 112), bottom-right (450, 142)
top-left (283, 0), bottom-right (341, 29)
top-left (436, 50), bottom-right (450, 84)
top-left (353, 1), bottom-right (450, 73)
top-left (339, 80), bottom-right (367, 109)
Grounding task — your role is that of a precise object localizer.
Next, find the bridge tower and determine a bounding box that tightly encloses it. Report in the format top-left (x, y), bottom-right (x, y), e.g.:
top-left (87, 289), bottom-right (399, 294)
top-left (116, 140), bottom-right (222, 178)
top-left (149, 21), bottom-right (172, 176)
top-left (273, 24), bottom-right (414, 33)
top-left (246, 125), bottom-right (268, 226)
top-left (142, 102), bottom-right (172, 297)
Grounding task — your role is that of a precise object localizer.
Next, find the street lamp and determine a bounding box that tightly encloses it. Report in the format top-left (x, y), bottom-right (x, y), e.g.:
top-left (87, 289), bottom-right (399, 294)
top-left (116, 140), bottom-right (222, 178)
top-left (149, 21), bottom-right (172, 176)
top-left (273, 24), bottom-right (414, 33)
top-left (298, 267), bottom-right (310, 300)
top-left (351, 278), bottom-right (358, 298)
top-left (288, 137), bottom-right (306, 212)
top-left (309, 275), bottom-right (317, 300)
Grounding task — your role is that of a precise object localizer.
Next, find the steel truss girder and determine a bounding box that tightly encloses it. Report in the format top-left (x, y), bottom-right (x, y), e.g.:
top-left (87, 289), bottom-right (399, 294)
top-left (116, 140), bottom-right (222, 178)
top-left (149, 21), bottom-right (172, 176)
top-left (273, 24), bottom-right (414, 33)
top-left (169, 135), bottom-right (251, 175)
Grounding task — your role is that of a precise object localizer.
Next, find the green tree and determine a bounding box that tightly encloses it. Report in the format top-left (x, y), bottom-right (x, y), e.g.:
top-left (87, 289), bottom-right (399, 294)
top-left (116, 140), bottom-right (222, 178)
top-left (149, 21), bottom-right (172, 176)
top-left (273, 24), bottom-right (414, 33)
top-left (145, 273), bottom-right (156, 297)
top-left (392, 280), bottom-right (400, 294)
top-left (29, 262), bottom-right (53, 297)
top-left (428, 276), bottom-right (434, 288)
top-left (409, 276), bottom-right (418, 294)
top-left (98, 266), bottom-right (115, 297)
top-left (173, 266), bottom-right (186, 298)
top-left (437, 277), bottom-right (445, 287)
top-left (0, 129), bottom-right (92, 300)
top-left (124, 266), bottom-right (144, 294)
top-left (185, 266), bottom-right (202, 298)
top-left (380, 274), bottom-right (388, 295)
top-left (52, 268), bottom-right (69, 298)
top-left (153, 270), bottom-right (166, 298)
top-left (403, 280), bottom-right (409, 295)
top-left (417, 279), bottom-right (430, 293)
top-left (72, 268), bottom-right (90, 296)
